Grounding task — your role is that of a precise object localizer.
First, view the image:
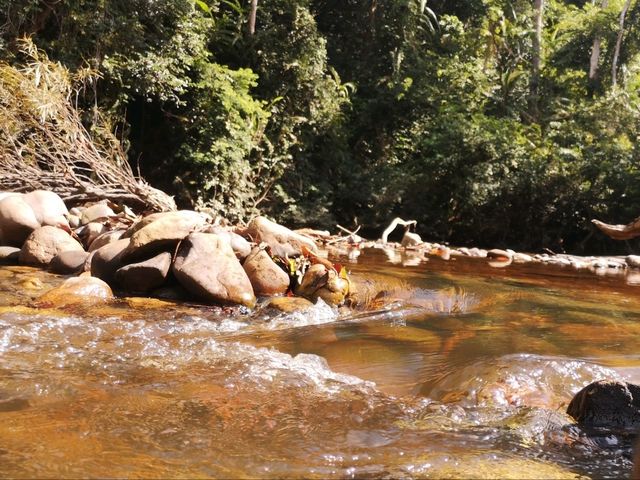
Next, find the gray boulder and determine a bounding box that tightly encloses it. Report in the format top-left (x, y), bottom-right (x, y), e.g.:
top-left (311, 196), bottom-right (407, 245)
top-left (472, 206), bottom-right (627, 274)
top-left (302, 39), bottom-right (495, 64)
top-left (173, 232), bottom-right (255, 307)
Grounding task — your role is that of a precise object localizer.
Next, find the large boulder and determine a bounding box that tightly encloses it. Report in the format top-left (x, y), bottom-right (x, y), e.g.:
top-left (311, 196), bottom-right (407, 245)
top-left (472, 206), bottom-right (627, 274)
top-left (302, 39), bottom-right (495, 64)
top-left (206, 226), bottom-right (252, 260)
top-left (36, 275), bottom-right (113, 307)
top-left (115, 251), bottom-right (172, 293)
top-left (22, 190), bottom-right (69, 229)
top-left (172, 232), bottom-right (255, 307)
top-left (567, 380), bottom-right (640, 431)
top-left (19, 226), bottom-right (84, 267)
top-left (242, 246), bottom-right (290, 296)
top-left (239, 216), bottom-right (317, 258)
top-left (0, 195), bottom-right (40, 246)
top-left (123, 210), bottom-right (209, 261)
top-left (90, 238), bottom-right (130, 286)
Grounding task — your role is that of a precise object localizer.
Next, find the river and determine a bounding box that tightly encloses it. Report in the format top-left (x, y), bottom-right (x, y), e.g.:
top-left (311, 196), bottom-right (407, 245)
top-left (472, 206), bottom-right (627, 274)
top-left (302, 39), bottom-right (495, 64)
top-left (0, 246), bottom-right (639, 478)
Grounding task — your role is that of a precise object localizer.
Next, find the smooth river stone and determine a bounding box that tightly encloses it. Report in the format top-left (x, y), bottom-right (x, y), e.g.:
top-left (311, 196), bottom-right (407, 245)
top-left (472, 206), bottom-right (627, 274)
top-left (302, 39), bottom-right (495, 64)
top-left (172, 232), bottom-right (255, 308)
top-left (36, 275), bottom-right (113, 306)
top-left (19, 226), bottom-right (85, 267)
top-left (115, 251), bottom-right (172, 293)
top-left (242, 247), bottom-right (290, 296)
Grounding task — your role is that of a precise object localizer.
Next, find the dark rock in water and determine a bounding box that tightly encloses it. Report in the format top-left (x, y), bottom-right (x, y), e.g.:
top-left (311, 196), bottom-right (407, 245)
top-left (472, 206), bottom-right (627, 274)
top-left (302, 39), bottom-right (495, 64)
top-left (19, 226), bottom-right (85, 267)
top-left (172, 232), bottom-right (255, 308)
top-left (0, 397), bottom-right (30, 412)
top-left (567, 380), bottom-right (640, 431)
top-left (49, 250), bottom-right (90, 274)
top-left (115, 251), bottom-right (172, 293)
top-left (0, 246), bottom-right (20, 265)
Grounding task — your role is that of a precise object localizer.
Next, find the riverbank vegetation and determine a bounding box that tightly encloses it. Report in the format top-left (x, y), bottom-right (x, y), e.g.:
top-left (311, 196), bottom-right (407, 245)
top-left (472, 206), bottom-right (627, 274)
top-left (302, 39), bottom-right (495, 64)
top-left (1, 0), bottom-right (639, 253)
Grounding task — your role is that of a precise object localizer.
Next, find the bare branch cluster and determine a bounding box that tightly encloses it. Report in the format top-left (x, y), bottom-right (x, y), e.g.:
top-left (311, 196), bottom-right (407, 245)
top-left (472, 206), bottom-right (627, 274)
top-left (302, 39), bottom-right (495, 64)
top-left (0, 39), bottom-right (176, 213)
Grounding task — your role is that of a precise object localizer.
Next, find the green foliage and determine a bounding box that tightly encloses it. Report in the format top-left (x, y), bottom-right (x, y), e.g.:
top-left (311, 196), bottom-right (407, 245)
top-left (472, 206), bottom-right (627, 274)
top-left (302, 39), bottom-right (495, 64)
top-left (1, 0), bottom-right (640, 251)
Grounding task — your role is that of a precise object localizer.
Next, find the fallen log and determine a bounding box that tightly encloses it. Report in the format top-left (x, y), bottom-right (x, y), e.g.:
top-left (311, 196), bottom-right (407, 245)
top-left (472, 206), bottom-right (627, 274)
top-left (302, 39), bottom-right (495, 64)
top-left (591, 218), bottom-right (640, 240)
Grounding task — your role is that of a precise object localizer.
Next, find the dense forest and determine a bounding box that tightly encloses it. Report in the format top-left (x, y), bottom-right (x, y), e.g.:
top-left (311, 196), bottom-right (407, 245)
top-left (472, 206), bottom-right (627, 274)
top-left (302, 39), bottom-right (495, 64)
top-left (1, 0), bottom-right (639, 253)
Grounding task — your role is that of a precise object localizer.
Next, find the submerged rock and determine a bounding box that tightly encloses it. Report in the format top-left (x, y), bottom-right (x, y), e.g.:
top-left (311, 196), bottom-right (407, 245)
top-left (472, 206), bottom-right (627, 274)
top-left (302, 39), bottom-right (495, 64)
top-left (19, 226), bottom-right (84, 267)
top-left (265, 296), bottom-right (314, 313)
top-left (242, 246), bottom-right (290, 296)
top-left (172, 232), bottom-right (255, 308)
top-left (36, 275), bottom-right (113, 306)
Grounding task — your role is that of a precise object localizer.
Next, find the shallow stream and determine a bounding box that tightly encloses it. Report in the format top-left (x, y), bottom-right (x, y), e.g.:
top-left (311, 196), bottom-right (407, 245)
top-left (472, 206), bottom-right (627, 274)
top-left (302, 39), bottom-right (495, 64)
top-left (1, 247), bottom-right (639, 478)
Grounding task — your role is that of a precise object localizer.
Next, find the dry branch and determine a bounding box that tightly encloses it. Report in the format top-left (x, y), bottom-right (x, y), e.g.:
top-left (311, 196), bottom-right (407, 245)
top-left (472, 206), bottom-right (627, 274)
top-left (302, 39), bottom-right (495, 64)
top-left (0, 39), bottom-right (176, 213)
top-left (592, 217), bottom-right (640, 240)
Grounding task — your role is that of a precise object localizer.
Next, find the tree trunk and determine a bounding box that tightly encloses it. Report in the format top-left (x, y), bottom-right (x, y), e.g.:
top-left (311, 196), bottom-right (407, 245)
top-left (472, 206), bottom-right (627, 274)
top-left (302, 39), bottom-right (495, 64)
top-left (248, 0), bottom-right (258, 35)
top-left (612, 0), bottom-right (632, 87)
top-left (529, 0), bottom-right (544, 120)
top-left (588, 0), bottom-right (608, 92)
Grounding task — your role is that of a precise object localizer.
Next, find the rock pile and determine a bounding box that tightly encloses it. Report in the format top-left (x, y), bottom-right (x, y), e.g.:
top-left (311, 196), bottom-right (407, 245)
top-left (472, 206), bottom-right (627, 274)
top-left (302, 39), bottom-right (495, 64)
top-left (0, 190), bottom-right (352, 309)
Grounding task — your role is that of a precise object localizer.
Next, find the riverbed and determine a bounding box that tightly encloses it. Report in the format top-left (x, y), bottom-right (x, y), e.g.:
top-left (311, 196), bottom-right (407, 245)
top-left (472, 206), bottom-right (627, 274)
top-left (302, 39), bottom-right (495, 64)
top-left (1, 247), bottom-right (639, 478)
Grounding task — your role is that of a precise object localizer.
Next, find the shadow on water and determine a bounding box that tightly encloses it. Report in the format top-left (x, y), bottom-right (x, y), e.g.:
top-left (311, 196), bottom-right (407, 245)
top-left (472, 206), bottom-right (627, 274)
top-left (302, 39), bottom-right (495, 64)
top-left (1, 249), bottom-right (640, 477)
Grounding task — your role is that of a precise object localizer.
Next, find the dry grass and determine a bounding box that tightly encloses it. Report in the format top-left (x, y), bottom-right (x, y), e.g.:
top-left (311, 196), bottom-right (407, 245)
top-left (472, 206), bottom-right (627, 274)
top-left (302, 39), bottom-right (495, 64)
top-left (0, 38), bottom-right (176, 212)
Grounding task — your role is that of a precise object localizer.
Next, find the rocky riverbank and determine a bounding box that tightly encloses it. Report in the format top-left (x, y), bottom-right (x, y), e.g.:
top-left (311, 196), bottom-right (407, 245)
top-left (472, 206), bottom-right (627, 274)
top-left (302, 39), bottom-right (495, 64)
top-left (0, 190), bottom-right (638, 311)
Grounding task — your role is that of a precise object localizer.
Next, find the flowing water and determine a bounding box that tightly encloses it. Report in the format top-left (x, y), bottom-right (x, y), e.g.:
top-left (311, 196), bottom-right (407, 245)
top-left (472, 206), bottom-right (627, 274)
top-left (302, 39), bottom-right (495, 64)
top-left (1, 247), bottom-right (640, 478)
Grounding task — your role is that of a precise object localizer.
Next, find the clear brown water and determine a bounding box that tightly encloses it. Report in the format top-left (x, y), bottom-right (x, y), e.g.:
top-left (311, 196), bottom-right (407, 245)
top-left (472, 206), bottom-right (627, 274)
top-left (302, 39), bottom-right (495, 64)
top-left (1, 247), bottom-right (640, 478)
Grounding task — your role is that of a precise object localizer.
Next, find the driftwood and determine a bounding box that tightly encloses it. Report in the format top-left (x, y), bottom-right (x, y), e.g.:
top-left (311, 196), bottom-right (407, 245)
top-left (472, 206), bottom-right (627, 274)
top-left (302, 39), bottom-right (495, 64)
top-left (0, 39), bottom-right (176, 213)
top-left (592, 218), bottom-right (640, 240)
top-left (380, 217), bottom-right (417, 243)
